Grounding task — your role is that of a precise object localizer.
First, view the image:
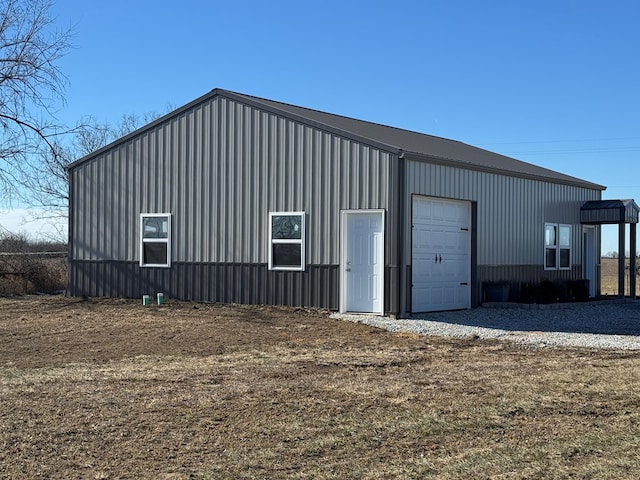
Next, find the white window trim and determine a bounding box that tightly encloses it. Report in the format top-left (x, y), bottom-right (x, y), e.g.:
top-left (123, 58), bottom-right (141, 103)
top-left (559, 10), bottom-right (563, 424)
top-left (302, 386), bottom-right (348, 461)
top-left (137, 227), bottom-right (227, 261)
top-left (544, 223), bottom-right (557, 271)
top-left (558, 224), bottom-right (572, 271)
top-left (268, 211), bottom-right (306, 271)
top-left (544, 222), bottom-right (571, 271)
top-left (140, 213), bottom-right (172, 268)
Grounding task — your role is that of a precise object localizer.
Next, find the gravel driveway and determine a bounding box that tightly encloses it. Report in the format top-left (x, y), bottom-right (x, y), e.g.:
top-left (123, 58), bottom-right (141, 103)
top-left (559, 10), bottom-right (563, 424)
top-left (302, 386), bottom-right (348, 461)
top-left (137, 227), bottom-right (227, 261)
top-left (335, 300), bottom-right (640, 350)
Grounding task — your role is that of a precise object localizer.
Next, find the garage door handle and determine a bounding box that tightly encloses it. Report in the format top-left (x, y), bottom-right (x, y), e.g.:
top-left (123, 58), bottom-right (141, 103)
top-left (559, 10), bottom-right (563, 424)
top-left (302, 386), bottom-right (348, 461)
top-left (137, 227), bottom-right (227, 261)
top-left (435, 254), bottom-right (442, 264)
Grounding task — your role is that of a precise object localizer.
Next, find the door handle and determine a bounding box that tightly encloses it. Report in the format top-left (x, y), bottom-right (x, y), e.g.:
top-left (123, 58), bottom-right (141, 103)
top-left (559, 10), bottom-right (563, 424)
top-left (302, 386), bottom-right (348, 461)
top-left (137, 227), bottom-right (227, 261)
top-left (346, 268), bottom-right (351, 272)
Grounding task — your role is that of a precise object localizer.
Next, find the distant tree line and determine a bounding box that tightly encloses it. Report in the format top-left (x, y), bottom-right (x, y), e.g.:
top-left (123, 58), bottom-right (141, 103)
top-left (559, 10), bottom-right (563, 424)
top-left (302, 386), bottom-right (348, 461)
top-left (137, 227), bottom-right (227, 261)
top-left (0, 231), bottom-right (65, 253)
top-left (603, 252), bottom-right (640, 259)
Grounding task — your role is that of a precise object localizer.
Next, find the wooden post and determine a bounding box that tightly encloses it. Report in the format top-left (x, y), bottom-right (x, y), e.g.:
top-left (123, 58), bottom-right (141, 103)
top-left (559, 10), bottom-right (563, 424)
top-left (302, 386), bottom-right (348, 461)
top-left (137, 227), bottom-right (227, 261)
top-left (631, 222), bottom-right (637, 299)
top-left (619, 222), bottom-right (625, 297)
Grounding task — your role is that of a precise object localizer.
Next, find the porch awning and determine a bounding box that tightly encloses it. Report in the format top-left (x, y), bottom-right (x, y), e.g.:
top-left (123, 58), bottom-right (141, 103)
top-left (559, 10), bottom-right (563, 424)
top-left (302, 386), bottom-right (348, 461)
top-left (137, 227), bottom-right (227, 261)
top-left (580, 199), bottom-right (639, 225)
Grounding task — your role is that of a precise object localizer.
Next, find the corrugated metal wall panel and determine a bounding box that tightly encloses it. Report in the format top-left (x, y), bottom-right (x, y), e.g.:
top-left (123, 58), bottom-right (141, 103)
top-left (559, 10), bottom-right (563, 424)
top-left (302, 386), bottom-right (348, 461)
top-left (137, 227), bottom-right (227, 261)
top-left (68, 261), bottom-right (340, 309)
top-left (402, 160), bottom-right (602, 312)
top-left (405, 160), bottom-right (600, 267)
top-left (69, 95), bottom-right (392, 268)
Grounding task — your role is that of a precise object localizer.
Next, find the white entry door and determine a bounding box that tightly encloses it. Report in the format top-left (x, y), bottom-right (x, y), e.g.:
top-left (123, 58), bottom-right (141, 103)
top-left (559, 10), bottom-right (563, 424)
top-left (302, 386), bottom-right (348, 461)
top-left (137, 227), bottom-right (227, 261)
top-left (412, 196), bottom-right (470, 312)
top-left (340, 210), bottom-right (385, 314)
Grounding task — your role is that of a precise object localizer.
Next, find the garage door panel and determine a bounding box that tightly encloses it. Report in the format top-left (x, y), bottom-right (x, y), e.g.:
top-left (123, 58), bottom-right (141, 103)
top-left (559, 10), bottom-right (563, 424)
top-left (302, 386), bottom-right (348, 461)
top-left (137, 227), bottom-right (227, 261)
top-left (414, 198), bottom-right (470, 227)
top-left (413, 257), bottom-right (467, 281)
top-left (442, 255), bottom-right (469, 280)
top-left (412, 284), bottom-right (468, 312)
top-left (444, 230), bottom-right (468, 253)
top-left (412, 196), bottom-right (470, 312)
top-left (414, 226), bottom-right (466, 252)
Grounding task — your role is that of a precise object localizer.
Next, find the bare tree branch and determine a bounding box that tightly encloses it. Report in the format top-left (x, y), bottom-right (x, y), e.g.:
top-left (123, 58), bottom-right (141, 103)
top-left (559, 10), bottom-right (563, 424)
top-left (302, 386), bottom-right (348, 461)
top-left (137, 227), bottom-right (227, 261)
top-left (25, 110), bottom-right (169, 217)
top-left (0, 1), bottom-right (175, 234)
top-left (0, 0), bottom-right (71, 203)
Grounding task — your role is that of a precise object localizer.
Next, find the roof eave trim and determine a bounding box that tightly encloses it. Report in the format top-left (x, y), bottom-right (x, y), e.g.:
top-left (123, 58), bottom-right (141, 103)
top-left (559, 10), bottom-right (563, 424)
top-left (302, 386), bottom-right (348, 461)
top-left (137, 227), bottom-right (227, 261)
top-left (404, 152), bottom-right (606, 191)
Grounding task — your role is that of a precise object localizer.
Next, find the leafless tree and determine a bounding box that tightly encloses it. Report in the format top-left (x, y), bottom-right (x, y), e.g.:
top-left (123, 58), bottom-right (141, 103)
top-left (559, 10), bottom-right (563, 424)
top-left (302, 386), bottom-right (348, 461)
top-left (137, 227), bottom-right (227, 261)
top-left (25, 116), bottom-right (113, 212)
top-left (26, 109), bottom-right (172, 215)
top-left (0, 0), bottom-right (71, 201)
top-left (0, 0), bottom-right (173, 236)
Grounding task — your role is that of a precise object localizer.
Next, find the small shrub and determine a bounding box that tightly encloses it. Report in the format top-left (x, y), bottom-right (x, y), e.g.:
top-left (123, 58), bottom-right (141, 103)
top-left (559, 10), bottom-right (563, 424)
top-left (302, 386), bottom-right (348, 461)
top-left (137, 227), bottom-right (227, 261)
top-left (0, 233), bottom-right (67, 295)
top-left (520, 282), bottom-right (539, 304)
top-left (538, 280), bottom-right (560, 304)
top-left (568, 279), bottom-right (590, 302)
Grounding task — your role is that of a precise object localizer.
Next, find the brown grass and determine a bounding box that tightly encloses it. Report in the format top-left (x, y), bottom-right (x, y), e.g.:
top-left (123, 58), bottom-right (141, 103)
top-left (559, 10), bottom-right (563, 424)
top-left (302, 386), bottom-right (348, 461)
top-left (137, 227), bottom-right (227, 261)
top-left (601, 257), bottom-right (640, 297)
top-left (2, 297), bottom-right (640, 479)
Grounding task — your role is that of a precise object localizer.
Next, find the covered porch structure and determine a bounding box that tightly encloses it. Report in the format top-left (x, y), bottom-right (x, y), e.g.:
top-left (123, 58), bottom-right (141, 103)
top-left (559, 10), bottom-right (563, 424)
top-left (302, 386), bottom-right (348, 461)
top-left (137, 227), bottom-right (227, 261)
top-left (581, 199), bottom-right (639, 299)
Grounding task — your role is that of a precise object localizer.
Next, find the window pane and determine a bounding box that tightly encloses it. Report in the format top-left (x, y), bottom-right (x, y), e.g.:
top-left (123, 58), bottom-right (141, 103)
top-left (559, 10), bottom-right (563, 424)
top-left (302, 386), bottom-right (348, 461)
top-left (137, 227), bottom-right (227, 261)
top-left (143, 217), bottom-right (169, 239)
top-left (545, 225), bottom-right (557, 247)
top-left (559, 225), bottom-right (571, 246)
top-left (560, 248), bottom-right (570, 268)
top-left (272, 244), bottom-right (302, 267)
top-left (272, 215), bottom-right (302, 240)
top-left (143, 243), bottom-right (167, 265)
top-left (545, 248), bottom-right (557, 268)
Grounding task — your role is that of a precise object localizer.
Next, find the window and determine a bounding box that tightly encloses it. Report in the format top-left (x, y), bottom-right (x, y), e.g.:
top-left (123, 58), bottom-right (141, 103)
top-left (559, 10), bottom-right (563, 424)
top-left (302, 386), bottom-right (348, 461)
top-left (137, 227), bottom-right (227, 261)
top-left (269, 211), bottom-right (305, 271)
top-left (544, 223), bottom-right (571, 270)
top-left (544, 224), bottom-right (557, 269)
top-left (140, 213), bottom-right (171, 267)
top-left (558, 225), bottom-right (571, 269)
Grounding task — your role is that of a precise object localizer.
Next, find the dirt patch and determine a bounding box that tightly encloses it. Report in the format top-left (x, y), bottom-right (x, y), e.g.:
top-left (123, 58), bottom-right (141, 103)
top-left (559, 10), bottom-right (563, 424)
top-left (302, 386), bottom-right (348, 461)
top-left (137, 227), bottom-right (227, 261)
top-left (0, 296), bottom-right (400, 369)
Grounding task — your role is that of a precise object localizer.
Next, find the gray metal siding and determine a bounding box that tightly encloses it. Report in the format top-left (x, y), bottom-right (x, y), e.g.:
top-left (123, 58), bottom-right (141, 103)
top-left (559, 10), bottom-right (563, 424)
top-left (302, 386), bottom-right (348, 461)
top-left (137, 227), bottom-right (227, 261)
top-left (68, 261), bottom-right (340, 308)
top-left (404, 160), bottom-right (601, 267)
top-left (402, 159), bottom-right (602, 312)
top-left (70, 95), bottom-right (392, 271)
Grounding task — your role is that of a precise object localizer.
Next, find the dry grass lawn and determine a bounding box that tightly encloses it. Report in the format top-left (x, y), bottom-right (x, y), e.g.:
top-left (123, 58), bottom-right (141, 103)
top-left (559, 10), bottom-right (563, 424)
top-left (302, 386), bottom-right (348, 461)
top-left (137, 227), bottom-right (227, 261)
top-left (601, 257), bottom-right (640, 297)
top-left (2, 296), bottom-right (640, 479)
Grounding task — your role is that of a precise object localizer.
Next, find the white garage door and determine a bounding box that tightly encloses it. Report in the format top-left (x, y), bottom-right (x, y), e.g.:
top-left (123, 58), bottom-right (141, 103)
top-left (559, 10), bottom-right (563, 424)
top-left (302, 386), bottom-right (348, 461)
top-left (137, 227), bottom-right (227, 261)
top-left (412, 196), bottom-right (470, 312)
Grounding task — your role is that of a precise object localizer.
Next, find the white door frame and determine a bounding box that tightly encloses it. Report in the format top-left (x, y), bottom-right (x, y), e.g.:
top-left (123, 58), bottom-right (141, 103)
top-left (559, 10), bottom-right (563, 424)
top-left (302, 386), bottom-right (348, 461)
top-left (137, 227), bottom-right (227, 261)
top-left (339, 209), bottom-right (385, 314)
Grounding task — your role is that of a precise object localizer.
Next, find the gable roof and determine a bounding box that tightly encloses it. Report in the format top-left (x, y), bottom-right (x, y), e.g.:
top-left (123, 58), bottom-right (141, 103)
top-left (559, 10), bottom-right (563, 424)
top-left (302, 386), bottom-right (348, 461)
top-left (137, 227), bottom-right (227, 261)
top-left (225, 90), bottom-right (604, 190)
top-left (69, 88), bottom-right (605, 191)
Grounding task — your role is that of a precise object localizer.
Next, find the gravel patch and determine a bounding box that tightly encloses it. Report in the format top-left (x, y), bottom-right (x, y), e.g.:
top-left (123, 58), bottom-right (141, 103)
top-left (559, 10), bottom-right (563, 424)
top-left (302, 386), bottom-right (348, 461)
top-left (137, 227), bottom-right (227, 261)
top-left (333, 300), bottom-right (640, 350)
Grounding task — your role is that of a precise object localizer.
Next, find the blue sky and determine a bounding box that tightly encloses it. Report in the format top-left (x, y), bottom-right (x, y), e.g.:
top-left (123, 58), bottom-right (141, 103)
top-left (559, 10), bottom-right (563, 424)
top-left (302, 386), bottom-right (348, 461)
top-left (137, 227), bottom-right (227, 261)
top-left (7, 0), bottom-right (640, 253)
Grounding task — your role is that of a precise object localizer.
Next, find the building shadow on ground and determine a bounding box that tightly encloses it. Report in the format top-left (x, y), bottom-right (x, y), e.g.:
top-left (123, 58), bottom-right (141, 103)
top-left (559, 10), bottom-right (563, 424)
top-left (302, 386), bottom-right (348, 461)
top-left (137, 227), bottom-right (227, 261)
top-left (416, 300), bottom-right (640, 336)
